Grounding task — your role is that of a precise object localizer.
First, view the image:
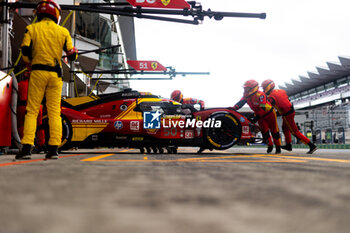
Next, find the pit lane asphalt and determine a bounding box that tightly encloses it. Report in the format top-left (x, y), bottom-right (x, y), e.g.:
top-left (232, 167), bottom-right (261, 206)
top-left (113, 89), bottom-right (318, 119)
top-left (0, 147), bottom-right (350, 233)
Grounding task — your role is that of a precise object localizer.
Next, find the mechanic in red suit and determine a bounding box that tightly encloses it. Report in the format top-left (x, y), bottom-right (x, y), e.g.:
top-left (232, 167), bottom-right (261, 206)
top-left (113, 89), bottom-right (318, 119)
top-left (261, 79), bottom-right (317, 154)
top-left (232, 80), bottom-right (281, 154)
top-left (170, 90), bottom-right (205, 110)
top-left (17, 70), bottom-right (45, 152)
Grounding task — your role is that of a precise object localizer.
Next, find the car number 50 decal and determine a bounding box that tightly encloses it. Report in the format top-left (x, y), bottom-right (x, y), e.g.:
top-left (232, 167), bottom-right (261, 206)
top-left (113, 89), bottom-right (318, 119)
top-left (164, 128), bottom-right (177, 137)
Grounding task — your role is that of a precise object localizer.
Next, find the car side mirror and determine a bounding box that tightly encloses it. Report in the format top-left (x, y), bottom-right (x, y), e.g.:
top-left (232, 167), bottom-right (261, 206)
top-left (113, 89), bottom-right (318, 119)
top-left (134, 105), bottom-right (142, 112)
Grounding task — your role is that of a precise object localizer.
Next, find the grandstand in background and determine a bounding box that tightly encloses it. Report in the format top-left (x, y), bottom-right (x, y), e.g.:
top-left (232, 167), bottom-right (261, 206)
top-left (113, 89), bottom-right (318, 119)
top-left (279, 56), bottom-right (350, 144)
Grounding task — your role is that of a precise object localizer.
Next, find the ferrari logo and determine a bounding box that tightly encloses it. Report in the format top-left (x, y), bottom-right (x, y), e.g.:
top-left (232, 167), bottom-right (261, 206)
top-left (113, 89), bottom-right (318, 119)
top-left (161, 0), bottom-right (171, 6)
top-left (151, 62), bottom-right (158, 70)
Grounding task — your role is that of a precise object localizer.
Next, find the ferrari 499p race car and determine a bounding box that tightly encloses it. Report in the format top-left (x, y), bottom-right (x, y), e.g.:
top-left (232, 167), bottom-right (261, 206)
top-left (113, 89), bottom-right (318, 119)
top-left (42, 89), bottom-right (260, 153)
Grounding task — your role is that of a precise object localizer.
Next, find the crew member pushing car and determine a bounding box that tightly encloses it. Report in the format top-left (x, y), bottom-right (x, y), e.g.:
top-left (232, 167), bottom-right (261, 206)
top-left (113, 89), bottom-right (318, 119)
top-left (16, 0), bottom-right (78, 160)
top-left (261, 79), bottom-right (317, 154)
top-left (232, 80), bottom-right (281, 154)
top-left (170, 90), bottom-right (205, 110)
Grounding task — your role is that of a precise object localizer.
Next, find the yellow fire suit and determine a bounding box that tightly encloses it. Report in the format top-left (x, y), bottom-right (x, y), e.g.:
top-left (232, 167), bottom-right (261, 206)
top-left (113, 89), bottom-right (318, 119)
top-left (21, 18), bottom-right (77, 146)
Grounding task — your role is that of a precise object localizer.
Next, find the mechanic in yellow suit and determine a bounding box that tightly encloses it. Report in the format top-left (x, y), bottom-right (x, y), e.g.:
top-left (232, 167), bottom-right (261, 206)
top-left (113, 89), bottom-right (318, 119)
top-left (16, 0), bottom-right (78, 160)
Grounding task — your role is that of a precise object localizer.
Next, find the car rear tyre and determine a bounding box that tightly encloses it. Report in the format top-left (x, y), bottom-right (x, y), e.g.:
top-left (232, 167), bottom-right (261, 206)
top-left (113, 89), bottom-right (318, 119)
top-left (43, 115), bottom-right (73, 151)
top-left (204, 112), bottom-right (241, 150)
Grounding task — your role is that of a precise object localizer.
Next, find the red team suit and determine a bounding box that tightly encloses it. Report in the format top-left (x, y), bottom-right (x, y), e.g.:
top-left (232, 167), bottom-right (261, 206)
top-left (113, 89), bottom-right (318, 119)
top-left (267, 89), bottom-right (310, 145)
top-left (234, 91), bottom-right (281, 148)
top-left (261, 79), bottom-right (316, 154)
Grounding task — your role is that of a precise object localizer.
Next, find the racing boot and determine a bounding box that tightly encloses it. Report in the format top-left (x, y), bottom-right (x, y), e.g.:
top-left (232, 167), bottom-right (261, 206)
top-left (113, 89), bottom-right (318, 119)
top-left (307, 142), bottom-right (317, 154)
top-left (281, 143), bottom-right (292, 151)
top-left (16, 144), bottom-right (32, 160)
top-left (45, 145), bottom-right (59, 160)
top-left (267, 145), bottom-right (273, 153)
top-left (275, 146), bottom-right (281, 154)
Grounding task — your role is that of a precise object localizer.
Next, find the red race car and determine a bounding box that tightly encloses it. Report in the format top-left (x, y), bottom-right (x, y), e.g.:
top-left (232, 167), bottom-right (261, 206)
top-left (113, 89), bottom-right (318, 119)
top-left (42, 89), bottom-right (260, 153)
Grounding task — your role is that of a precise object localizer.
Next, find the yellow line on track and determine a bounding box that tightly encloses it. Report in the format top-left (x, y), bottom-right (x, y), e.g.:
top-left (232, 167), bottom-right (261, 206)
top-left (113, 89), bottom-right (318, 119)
top-left (177, 154), bottom-right (264, 161)
top-left (264, 154), bottom-right (350, 163)
top-left (100, 159), bottom-right (305, 163)
top-left (81, 154), bottom-right (115, 162)
top-left (80, 149), bottom-right (350, 164)
top-left (192, 159), bottom-right (305, 163)
top-left (84, 153), bottom-right (305, 163)
top-left (81, 149), bottom-right (132, 161)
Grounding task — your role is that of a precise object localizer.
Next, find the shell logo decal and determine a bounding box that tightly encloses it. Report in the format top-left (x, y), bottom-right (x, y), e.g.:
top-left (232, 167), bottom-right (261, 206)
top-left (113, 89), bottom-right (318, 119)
top-left (161, 0), bottom-right (171, 6)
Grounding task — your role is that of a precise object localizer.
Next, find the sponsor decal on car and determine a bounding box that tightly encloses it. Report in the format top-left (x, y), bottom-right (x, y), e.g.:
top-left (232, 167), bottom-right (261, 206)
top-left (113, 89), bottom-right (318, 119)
top-left (132, 137), bottom-right (144, 141)
top-left (146, 128), bottom-right (159, 134)
top-left (243, 126), bottom-right (249, 134)
top-left (130, 121), bottom-right (140, 131)
top-left (122, 92), bottom-right (139, 97)
top-left (185, 130), bottom-right (194, 139)
top-left (72, 119), bottom-right (108, 123)
top-left (100, 114), bottom-right (111, 118)
top-left (196, 128), bottom-right (201, 136)
top-left (114, 121), bottom-right (123, 130)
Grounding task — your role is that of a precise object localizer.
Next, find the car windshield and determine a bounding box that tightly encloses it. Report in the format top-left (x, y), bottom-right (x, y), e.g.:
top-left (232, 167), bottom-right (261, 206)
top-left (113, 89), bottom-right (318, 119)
top-left (137, 101), bottom-right (188, 116)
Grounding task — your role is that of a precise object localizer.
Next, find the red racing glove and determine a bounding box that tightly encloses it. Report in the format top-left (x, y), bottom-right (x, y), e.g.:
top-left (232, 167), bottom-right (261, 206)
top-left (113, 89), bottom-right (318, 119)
top-left (66, 47), bottom-right (78, 61)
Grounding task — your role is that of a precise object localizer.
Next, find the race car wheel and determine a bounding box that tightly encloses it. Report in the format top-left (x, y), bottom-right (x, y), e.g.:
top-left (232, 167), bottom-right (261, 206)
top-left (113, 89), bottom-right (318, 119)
top-left (204, 112), bottom-right (241, 150)
top-left (43, 115), bottom-right (73, 151)
top-left (60, 115), bottom-right (73, 150)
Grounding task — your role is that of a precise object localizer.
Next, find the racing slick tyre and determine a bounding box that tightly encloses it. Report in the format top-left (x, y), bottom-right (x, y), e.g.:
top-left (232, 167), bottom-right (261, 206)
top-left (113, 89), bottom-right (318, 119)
top-left (43, 115), bottom-right (73, 151)
top-left (204, 112), bottom-right (242, 150)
